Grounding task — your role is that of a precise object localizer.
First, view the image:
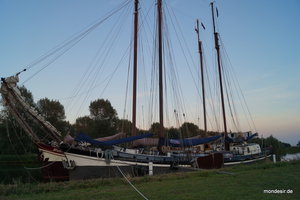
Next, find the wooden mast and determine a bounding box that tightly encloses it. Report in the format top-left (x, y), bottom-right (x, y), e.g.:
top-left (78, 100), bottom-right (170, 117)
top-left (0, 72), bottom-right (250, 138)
top-left (157, 0), bottom-right (164, 139)
top-left (210, 2), bottom-right (228, 149)
top-left (132, 0), bottom-right (139, 136)
top-left (195, 19), bottom-right (207, 133)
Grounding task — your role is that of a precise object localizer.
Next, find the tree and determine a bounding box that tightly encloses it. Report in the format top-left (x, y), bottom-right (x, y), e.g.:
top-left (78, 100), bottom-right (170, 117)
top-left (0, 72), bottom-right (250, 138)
top-left (297, 141), bottom-right (300, 147)
top-left (206, 131), bottom-right (218, 137)
top-left (37, 98), bottom-right (65, 121)
top-left (37, 98), bottom-right (69, 135)
top-left (180, 122), bottom-right (200, 138)
top-left (19, 86), bottom-right (36, 107)
top-left (281, 142), bottom-right (291, 148)
top-left (116, 119), bottom-right (132, 134)
top-left (74, 99), bottom-right (120, 138)
top-left (89, 99), bottom-right (117, 121)
top-left (74, 116), bottom-right (94, 135)
top-left (263, 135), bottom-right (287, 159)
top-left (150, 122), bottom-right (160, 137)
top-left (167, 127), bottom-right (180, 139)
top-left (88, 99), bottom-right (119, 137)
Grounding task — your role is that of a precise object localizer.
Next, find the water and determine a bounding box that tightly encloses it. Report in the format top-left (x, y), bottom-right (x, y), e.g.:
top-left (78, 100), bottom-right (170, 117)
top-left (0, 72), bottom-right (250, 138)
top-left (281, 153), bottom-right (300, 162)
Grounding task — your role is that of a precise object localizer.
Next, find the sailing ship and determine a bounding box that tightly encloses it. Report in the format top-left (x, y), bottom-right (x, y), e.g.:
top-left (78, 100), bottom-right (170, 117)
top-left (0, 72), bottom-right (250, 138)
top-left (209, 2), bottom-right (269, 165)
top-left (192, 2), bottom-right (269, 165)
top-left (0, 1), bottom-right (269, 180)
top-left (0, 65), bottom-right (222, 180)
top-left (56, 0), bottom-right (228, 179)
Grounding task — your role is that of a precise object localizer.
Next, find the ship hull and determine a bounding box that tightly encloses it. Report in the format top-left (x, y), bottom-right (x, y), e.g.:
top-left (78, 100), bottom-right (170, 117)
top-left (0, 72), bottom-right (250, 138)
top-left (62, 148), bottom-right (198, 180)
top-left (224, 154), bottom-right (271, 166)
top-left (36, 143), bottom-right (69, 181)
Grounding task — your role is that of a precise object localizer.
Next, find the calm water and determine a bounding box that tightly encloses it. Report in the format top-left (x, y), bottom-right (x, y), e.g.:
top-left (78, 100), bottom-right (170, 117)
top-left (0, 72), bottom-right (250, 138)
top-left (281, 153), bottom-right (300, 162)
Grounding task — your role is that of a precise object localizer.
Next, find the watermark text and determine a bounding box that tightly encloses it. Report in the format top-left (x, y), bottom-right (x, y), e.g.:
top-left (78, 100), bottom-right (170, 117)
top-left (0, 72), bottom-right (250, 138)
top-left (263, 189), bottom-right (293, 194)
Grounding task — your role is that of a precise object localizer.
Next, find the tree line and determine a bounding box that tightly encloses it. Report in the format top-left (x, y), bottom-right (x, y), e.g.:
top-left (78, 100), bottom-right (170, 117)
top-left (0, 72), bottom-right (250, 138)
top-left (0, 86), bottom-right (210, 154)
top-left (1, 86), bottom-right (299, 155)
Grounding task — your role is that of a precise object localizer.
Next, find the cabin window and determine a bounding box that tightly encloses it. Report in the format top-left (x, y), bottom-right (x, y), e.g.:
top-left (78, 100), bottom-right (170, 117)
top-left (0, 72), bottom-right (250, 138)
top-left (247, 147), bottom-right (250, 153)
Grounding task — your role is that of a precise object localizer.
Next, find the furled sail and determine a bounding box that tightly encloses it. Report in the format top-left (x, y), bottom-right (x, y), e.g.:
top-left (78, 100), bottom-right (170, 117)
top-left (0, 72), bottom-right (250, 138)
top-left (63, 132), bottom-right (127, 144)
top-left (165, 135), bottom-right (222, 147)
top-left (0, 75), bottom-right (62, 143)
top-left (75, 132), bottom-right (154, 146)
top-left (133, 135), bottom-right (222, 147)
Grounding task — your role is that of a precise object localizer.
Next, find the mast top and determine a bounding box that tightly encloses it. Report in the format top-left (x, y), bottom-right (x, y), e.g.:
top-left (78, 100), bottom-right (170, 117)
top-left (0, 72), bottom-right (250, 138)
top-left (210, 2), bottom-right (217, 34)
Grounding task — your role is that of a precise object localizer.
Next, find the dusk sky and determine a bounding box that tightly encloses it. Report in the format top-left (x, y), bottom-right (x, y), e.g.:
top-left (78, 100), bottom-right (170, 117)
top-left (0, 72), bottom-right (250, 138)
top-left (1, 0), bottom-right (299, 145)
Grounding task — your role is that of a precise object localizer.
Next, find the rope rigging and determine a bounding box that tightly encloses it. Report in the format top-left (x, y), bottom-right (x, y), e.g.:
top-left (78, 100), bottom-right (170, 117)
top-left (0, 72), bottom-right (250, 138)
top-left (165, 2), bottom-right (218, 134)
top-left (121, 1), bottom-right (155, 132)
top-left (19, 0), bottom-right (131, 84)
top-left (219, 37), bottom-right (257, 132)
top-left (65, 15), bottom-right (125, 105)
top-left (208, 4), bottom-right (257, 134)
top-left (72, 4), bottom-right (133, 119)
top-left (2, 0), bottom-right (259, 145)
top-left (5, 119), bottom-right (39, 183)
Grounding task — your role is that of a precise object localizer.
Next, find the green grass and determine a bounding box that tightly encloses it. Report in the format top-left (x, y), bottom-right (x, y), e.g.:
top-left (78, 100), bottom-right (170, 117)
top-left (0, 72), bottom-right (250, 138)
top-left (0, 154), bottom-right (37, 162)
top-left (0, 160), bottom-right (299, 200)
top-left (0, 154), bottom-right (41, 184)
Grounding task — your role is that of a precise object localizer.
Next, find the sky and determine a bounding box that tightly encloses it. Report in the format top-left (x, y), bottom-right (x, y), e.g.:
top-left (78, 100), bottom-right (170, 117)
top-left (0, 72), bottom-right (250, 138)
top-left (0, 0), bottom-right (299, 146)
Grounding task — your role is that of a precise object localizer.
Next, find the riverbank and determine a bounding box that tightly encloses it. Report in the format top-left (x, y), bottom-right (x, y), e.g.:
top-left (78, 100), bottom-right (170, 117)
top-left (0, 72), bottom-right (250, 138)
top-left (0, 159), bottom-right (299, 200)
top-left (0, 154), bottom-right (41, 184)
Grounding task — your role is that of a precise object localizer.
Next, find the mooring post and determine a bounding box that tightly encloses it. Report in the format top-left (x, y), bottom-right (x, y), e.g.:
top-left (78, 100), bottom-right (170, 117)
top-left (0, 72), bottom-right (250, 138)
top-left (149, 162), bottom-right (153, 176)
top-left (273, 154), bottom-right (276, 163)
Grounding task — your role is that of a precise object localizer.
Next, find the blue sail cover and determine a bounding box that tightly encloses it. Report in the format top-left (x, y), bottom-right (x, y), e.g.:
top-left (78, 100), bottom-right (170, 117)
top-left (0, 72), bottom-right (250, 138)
top-left (225, 136), bottom-right (235, 143)
top-left (164, 135), bottom-right (222, 147)
top-left (75, 132), bottom-right (153, 146)
top-left (246, 132), bottom-right (258, 141)
top-left (225, 132), bottom-right (258, 143)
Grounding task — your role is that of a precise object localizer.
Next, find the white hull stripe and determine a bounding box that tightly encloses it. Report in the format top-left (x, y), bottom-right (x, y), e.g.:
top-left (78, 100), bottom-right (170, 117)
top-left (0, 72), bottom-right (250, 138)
top-left (65, 152), bottom-right (187, 168)
top-left (224, 156), bottom-right (269, 166)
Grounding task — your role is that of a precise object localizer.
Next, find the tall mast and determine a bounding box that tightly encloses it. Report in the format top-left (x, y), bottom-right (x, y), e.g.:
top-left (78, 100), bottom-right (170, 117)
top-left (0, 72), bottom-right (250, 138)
top-left (157, 0), bottom-right (164, 138)
top-left (195, 19), bottom-right (207, 133)
top-left (132, 0), bottom-right (139, 136)
top-left (210, 2), bottom-right (228, 145)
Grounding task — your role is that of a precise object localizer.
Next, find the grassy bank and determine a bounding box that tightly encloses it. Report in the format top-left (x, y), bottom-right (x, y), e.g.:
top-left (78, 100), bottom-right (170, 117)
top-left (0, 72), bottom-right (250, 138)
top-left (0, 154), bottom-right (41, 184)
top-left (0, 160), bottom-right (299, 200)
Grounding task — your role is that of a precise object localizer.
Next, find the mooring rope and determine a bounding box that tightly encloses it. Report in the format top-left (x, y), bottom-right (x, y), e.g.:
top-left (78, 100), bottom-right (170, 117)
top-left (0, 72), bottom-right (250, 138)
top-left (5, 119), bottom-right (39, 183)
top-left (24, 161), bottom-right (55, 170)
top-left (116, 165), bottom-right (149, 200)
